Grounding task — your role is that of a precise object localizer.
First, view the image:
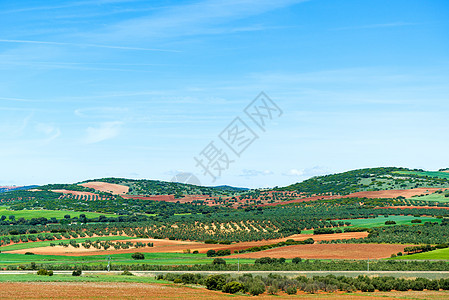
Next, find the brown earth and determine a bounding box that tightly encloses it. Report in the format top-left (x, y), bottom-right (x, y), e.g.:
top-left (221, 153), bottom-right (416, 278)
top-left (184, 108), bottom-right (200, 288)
top-left (7, 232), bottom-right (368, 256)
top-left (0, 282), bottom-right (443, 299)
top-left (227, 244), bottom-right (411, 260)
top-left (344, 188), bottom-right (448, 199)
top-left (51, 189), bottom-right (98, 197)
top-left (79, 181), bottom-right (129, 195)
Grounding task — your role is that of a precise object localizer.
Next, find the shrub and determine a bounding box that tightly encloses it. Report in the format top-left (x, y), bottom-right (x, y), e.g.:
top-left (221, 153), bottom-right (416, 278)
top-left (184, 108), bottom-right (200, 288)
top-left (247, 279), bottom-right (265, 296)
top-left (131, 252), bottom-right (145, 260)
top-left (222, 281), bottom-right (243, 294)
top-left (205, 275), bottom-right (226, 291)
top-left (206, 250), bottom-right (216, 257)
top-left (72, 269), bottom-right (82, 276)
top-left (173, 278), bottom-right (182, 284)
top-left (24, 252), bottom-right (35, 255)
top-left (37, 269), bottom-right (49, 276)
top-left (267, 285), bottom-right (279, 295)
top-left (286, 285), bottom-right (297, 295)
top-left (121, 270), bottom-right (134, 276)
top-left (212, 258), bottom-right (226, 265)
top-left (292, 257), bottom-right (302, 264)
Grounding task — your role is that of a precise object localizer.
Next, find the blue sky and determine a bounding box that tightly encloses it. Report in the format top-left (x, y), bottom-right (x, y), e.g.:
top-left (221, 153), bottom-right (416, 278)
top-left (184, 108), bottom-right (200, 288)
top-left (1, 0), bottom-right (448, 188)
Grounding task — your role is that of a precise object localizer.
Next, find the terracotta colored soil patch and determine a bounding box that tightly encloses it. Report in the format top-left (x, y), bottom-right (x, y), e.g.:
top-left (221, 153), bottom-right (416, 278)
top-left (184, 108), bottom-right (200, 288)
top-left (259, 195), bottom-right (338, 207)
top-left (0, 282), bottom-right (416, 300)
top-left (344, 188), bottom-right (448, 199)
top-left (8, 233), bottom-right (368, 256)
top-left (376, 206), bottom-right (449, 210)
top-left (227, 244), bottom-right (412, 260)
top-left (80, 181), bottom-right (129, 195)
top-left (0, 282), bottom-right (240, 300)
top-left (51, 189), bottom-right (98, 197)
top-left (122, 195), bottom-right (175, 201)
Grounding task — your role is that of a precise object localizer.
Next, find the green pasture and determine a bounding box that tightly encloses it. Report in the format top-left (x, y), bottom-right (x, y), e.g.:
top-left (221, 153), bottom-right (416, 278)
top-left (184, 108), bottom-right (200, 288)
top-left (0, 252), bottom-right (255, 268)
top-left (0, 273), bottom-right (168, 283)
top-left (392, 247), bottom-right (449, 260)
top-left (341, 215), bottom-right (441, 228)
top-left (411, 193), bottom-right (449, 202)
top-left (396, 171), bottom-right (449, 180)
top-left (0, 236), bottom-right (135, 251)
top-left (0, 207), bottom-right (115, 220)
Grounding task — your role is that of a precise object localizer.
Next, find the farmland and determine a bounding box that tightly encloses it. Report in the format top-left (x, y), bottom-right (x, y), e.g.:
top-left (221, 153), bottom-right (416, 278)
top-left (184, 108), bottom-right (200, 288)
top-left (1, 167), bottom-right (449, 298)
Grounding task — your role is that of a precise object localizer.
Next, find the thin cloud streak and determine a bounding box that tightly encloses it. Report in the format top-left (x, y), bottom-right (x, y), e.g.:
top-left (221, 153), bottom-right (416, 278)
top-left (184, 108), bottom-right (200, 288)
top-left (0, 39), bottom-right (180, 52)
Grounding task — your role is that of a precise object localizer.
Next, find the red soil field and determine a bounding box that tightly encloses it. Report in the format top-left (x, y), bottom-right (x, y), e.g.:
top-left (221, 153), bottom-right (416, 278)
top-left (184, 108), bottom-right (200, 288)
top-left (259, 195), bottom-right (338, 207)
top-left (52, 189), bottom-right (99, 199)
top-left (7, 232), bottom-right (368, 256)
top-left (79, 181), bottom-right (129, 195)
top-left (343, 188), bottom-right (448, 199)
top-left (228, 244), bottom-right (412, 260)
top-left (0, 282), bottom-right (418, 299)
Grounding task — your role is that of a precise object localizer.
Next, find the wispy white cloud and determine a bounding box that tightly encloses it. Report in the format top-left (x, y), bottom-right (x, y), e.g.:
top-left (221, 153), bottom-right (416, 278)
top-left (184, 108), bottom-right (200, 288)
top-left (85, 121), bottom-right (123, 144)
top-left (283, 166), bottom-right (329, 178)
top-left (35, 123), bottom-right (61, 142)
top-left (0, 39), bottom-right (179, 52)
top-left (98, 0), bottom-right (308, 40)
top-left (333, 22), bottom-right (419, 31)
top-left (239, 169), bottom-right (274, 177)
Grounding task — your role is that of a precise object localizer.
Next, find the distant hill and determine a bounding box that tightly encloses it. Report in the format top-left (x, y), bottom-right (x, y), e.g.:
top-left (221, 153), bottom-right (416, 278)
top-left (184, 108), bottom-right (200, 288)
top-left (277, 167), bottom-right (449, 196)
top-left (78, 178), bottom-right (245, 196)
top-left (0, 185), bottom-right (38, 193)
top-left (211, 185), bottom-right (249, 192)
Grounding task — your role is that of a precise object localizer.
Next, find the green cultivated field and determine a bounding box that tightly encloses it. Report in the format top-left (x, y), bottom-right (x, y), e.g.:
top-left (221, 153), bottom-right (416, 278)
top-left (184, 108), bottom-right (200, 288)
top-left (0, 207), bottom-right (115, 220)
top-left (0, 252), bottom-right (255, 268)
top-left (0, 273), bottom-right (168, 283)
top-left (393, 247), bottom-right (449, 260)
top-left (342, 215), bottom-right (441, 228)
top-left (396, 170), bottom-right (449, 180)
top-left (411, 193), bottom-right (449, 202)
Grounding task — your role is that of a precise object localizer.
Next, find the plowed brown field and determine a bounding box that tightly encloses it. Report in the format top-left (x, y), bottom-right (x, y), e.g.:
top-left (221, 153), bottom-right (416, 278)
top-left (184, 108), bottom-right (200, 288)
top-left (79, 181), bottom-right (129, 195)
top-left (227, 244), bottom-right (411, 260)
top-left (0, 282), bottom-right (441, 299)
top-left (344, 188), bottom-right (447, 199)
top-left (7, 232), bottom-right (368, 256)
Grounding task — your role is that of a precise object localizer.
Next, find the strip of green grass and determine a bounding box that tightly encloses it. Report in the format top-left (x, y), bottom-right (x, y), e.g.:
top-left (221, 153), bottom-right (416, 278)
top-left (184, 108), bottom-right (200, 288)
top-left (339, 215), bottom-right (441, 228)
top-left (0, 273), bottom-right (169, 283)
top-left (396, 171), bottom-right (449, 180)
top-left (392, 247), bottom-right (449, 260)
top-left (0, 252), bottom-right (255, 267)
top-left (0, 236), bottom-right (135, 251)
top-left (410, 193), bottom-right (449, 203)
top-left (0, 206), bottom-right (115, 220)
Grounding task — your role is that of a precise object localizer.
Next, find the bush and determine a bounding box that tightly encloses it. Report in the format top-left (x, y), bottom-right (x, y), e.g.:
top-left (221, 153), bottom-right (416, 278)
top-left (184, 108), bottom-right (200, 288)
top-left (286, 285), bottom-right (297, 295)
top-left (205, 275), bottom-right (226, 291)
top-left (292, 257), bottom-right (302, 264)
top-left (131, 252), bottom-right (145, 260)
top-left (72, 269), bottom-right (82, 276)
top-left (212, 258), bottom-right (226, 265)
top-left (267, 285), bottom-right (279, 295)
top-left (24, 252), bottom-right (35, 255)
top-left (247, 279), bottom-right (265, 296)
top-left (222, 281), bottom-right (243, 294)
top-left (121, 270), bottom-right (134, 276)
top-left (37, 269), bottom-right (49, 276)
top-left (173, 278), bottom-right (182, 284)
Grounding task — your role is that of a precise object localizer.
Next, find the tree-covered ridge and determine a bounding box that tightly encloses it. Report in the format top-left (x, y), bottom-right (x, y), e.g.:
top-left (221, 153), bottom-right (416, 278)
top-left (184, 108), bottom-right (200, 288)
top-left (82, 177), bottom-right (243, 196)
top-left (278, 167), bottom-right (449, 195)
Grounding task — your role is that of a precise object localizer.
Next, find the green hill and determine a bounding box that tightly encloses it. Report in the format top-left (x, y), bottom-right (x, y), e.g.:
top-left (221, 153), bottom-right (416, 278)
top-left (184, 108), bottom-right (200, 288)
top-left (277, 167), bottom-right (449, 196)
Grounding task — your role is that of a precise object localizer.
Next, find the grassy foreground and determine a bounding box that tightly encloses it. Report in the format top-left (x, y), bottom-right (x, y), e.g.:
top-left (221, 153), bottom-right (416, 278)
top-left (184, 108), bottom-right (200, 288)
top-left (0, 207), bottom-right (115, 220)
top-left (393, 247), bottom-right (449, 260)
